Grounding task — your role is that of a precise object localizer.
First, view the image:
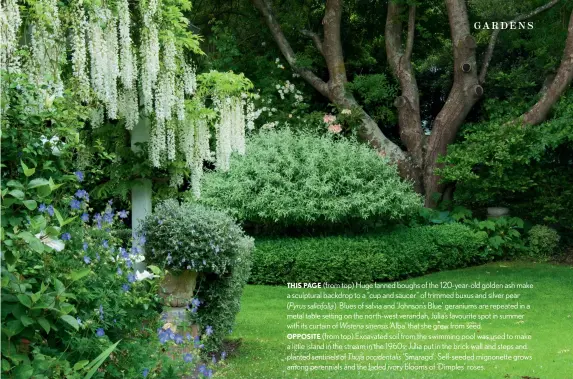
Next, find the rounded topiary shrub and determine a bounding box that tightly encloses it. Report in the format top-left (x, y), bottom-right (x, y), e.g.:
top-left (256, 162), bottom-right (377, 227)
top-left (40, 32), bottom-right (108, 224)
top-left (142, 200), bottom-right (251, 274)
top-left (527, 225), bottom-right (560, 260)
top-left (140, 200), bottom-right (254, 352)
top-left (196, 129), bottom-right (422, 232)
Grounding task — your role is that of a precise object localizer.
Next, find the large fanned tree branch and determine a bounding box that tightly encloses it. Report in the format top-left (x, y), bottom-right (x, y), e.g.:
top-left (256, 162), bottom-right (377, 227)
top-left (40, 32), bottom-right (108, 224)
top-left (250, 0), bottom-right (329, 97)
top-left (479, 0), bottom-right (562, 84)
top-left (251, 0), bottom-right (409, 164)
top-left (301, 29), bottom-right (324, 56)
top-left (385, 1), bottom-right (424, 191)
top-left (522, 8), bottom-right (573, 125)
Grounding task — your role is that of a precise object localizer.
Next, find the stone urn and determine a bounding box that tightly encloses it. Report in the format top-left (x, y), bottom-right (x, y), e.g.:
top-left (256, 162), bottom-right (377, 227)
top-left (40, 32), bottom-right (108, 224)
top-left (159, 270), bottom-right (199, 337)
top-left (487, 207), bottom-right (509, 219)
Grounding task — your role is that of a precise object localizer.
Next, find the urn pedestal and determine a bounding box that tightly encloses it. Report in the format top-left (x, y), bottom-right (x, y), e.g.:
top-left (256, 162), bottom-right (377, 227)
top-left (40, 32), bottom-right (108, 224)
top-left (159, 270), bottom-right (199, 338)
top-left (487, 207), bottom-right (510, 219)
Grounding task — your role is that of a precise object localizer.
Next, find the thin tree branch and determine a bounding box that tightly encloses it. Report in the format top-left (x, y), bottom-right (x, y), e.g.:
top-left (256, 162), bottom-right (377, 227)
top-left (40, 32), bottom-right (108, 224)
top-left (521, 8), bottom-right (573, 125)
top-left (250, 0), bottom-right (329, 97)
top-left (301, 29), bottom-right (324, 55)
top-left (479, 0), bottom-right (561, 83)
top-left (404, 5), bottom-right (416, 63)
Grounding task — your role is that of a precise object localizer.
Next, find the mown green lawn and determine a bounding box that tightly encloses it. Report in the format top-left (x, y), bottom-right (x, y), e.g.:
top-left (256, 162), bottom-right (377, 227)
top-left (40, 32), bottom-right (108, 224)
top-left (217, 262), bottom-right (573, 379)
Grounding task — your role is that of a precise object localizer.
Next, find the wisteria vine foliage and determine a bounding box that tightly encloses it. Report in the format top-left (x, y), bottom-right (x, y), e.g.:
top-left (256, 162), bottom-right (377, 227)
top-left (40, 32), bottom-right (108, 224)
top-left (0, 0), bottom-right (258, 194)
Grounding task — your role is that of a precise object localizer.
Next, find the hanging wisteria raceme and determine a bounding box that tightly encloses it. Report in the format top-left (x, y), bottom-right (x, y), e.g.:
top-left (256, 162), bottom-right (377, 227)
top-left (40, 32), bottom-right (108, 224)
top-left (117, 0), bottom-right (137, 89)
top-left (88, 8), bottom-right (120, 119)
top-left (183, 62), bottom-right (197, 96)
top-left (71, 0), bottom-right (89, 102)
top-left (231, 95), bottom-right (247, 155)
top-left (0, 0), bottom-right (22, 74)
top-left (25, 0), bottom-right (64, 109)
top-left (118, 87), bottom-right (139, 130)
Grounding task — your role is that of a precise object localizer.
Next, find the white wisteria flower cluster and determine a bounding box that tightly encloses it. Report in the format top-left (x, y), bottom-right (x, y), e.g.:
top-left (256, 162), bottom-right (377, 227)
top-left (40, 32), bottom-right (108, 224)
top-left (1, 0), bottom-right (259, 194)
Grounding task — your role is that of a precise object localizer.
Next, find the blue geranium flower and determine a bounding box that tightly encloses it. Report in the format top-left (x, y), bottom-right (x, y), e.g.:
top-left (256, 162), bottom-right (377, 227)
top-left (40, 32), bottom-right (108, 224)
top-left (122, 284), bottom-right (130, 292)
top-left (183, 353), bottom-right (193, 363)
top-left (117, 267), bottom-right (123, 275)
top-left (83, 242), bottom-right (88, 251)
top-left (39, 203), bottom-right (47, 213)
top-left (174, 334), bottom-right (184, 344)
top-left (83, 256), bottom-right (91, 264)
top-left (96, 328), bottom-right (105, 337)
top-left (221, 351), bottom-right (227, 360)
top-left (102, 240), bottom-right (109, 248)
top-left (47, 205), bottom-right (54, 216)
top-left (118, 210), bottom-right (128, 219)
top-left (205, 325), bottom-right (213, 336)
top-left (61, 233), bottom-right (71, 241)
top-left (74, 171), bottom-right (84, 182)
top-left (70, 198), bottom-right (81, 210)
top-left (142, 368), bottom-right (149, 378)
top-left (127, 273), bottom-right (136, 283)
top-left (81, 213), bottom-right (89, 222)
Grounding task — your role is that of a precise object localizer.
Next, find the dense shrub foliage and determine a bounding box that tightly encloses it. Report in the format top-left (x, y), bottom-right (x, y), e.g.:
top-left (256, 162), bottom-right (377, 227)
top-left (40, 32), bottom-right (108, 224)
top-left (141, 200), bottom-right (254, 353)
top-left (196, 129), bottom-right (422, 232)
top-left (249, 223), bottom-right (488, 285)
top-left (527, 225), bottom-right (561, 260)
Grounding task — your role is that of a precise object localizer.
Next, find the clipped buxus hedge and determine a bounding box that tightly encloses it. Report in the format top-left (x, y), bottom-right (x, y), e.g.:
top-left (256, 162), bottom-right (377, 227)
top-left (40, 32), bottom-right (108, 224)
top-left (249, 223), bottom-right (489, 284)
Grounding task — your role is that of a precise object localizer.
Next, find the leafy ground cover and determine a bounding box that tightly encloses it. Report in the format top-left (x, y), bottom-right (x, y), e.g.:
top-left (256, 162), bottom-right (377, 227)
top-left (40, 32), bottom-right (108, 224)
top-left (218, 262), bottom-right (573, 379)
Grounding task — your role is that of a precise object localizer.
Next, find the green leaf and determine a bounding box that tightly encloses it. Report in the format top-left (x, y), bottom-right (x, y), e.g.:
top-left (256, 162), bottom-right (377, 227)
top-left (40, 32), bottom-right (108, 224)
top-left (6, 180), bottom-right (24, 188)
top-left (23, 200), bottom-right (37, 210)
top-left (21, 160), bottom-right (35, 177)
top-left (17, 294), bottom-right (32, 308)
top-left (13, 363), bottom-right (33, 379)
top-left (48, 177), bottom-right (62, 191)
top-left (37, 317), bottom-right (50, 333)
top-left (3, 320), bottom-right (24, 338)
top-left (53, 208), bottom-right (64, 227)
top-left (147, 265), bottom-right (162, 275)
top-left (36, 185), bottom-right (52, 198)
top-left (60, 315), bottom-right (79, 331)
top-left (83, 340), bottom-right (121, 379)
top-left (69, 268), bottom-right (91, 282)
top-left (20, 315), bottom-right (34, 327)
top-left (27, 178), bottom-right (50, 189)
top-left (73, 360), bottom-right (90, 371)
top-left (8, 189), bottom-right (25, 200)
